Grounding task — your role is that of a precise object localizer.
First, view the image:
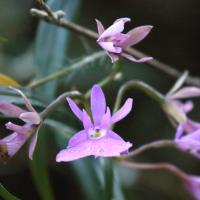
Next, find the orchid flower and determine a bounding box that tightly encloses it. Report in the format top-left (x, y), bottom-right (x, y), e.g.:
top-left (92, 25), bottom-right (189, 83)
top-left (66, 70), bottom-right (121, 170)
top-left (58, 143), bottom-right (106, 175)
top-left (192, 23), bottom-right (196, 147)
top-left (56, 85), bottom-right (133, 162)
top-left (163, 71), bottom-right (200, 124)
top-left (0, 87), bottom-right (42, 163)
top-left (184, 176), bottom-right (200, 200)
top-left (96, 18), bottom-right (153, 63)
top-left (175, 124), bottom-right (200, 159)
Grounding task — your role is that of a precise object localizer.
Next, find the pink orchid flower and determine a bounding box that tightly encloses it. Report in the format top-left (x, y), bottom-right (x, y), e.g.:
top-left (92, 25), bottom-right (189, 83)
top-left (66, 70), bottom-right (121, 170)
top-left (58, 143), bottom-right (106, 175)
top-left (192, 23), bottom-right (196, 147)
top-left (56, 85), bottom-right (132, 162)
top-left (163, 71), bottom-right (200, 124)
top-left (96, 18), bottom-right (153, 62)
top-left (0, 87), bottom-right (42, 163)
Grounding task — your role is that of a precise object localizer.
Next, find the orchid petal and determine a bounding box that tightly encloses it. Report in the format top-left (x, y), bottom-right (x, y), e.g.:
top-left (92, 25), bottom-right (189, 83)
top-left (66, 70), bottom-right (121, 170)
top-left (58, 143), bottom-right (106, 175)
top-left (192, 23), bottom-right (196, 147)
top-left (56, 137), bottom-right (132, 162)
top-left (19, 112), bottom-right (41, 125)
top-left (10, 87), bottom-right (36, 112)
top-left (67, 97), bottom-right (83, 121)
top-left (98, 42), bottom-right (122, 53)
top-left (185, 119), bottom-right (200, 133)
top-left (111, 98), bottom-right (133, 124)
top-left (91, 85), bottom-right (106, 126)
top-left (5, 133), bottom-right (27, 157)
top-left (181, 129), bottom-right (200, 141)
top-left (100, 107), bottom-right (111, 131)
top-left (29, 122), bottom-right (42, 159)
top-left (83, 110), bottom-right (93, 132)
top-left (113, 18), bottom-right (131, 24)
top-left (96, 20), bottom-right (105, 35)
top-left (0, 102), bottom-right (26, 117)
top-left (166, 71), bottom-right (188, 96)
top-left (163, 101), bottom-right (187, 124)
top-left (169, 87), bottom-right (200, 99)
top-left (5, 122), bottom-right (30, 135)
top-left (176, 139), bottom-right (200, 152)
top-left (120, 25), bottom-right (153, 49)
top-left (68, 130), bottom-right (88, 148)
top-left (182, 100), bottom-right (194, 113)
top-left (97, 20), bottom-right (124, 41)
top-left (113, 34), bottom-right (130, 46)
top-left (175, 124), bottom-right (184, 140)
top-left (121, 52), bottom-right (153, 62)
top-left (107, 52), bottom-right (119, 62)
top-left (185, 176), bottom-right (200, 200)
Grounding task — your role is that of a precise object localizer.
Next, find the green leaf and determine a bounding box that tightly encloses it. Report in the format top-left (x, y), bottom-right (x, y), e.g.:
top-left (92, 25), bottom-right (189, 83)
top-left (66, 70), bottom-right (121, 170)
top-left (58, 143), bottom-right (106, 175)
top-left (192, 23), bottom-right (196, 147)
top-left (0, 86), bottom-right (51, 108)
top-left (0, 183), bottom-right (20, 200)
top-left (29, 126), bottom-right (55, 200)
top-left (35, 0), bottom-right (81, 97)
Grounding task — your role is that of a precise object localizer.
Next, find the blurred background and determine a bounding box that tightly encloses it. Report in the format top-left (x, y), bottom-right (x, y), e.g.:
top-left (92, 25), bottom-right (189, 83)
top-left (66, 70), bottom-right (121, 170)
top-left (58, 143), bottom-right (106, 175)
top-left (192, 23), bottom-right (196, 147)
top-left (0, 0), bottom-right (200, 199)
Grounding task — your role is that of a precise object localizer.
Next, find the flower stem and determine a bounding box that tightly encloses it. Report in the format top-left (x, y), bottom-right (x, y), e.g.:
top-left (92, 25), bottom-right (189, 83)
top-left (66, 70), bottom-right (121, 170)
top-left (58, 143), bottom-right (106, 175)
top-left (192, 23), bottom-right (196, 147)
top-left (120, 140), bottom-right (175, 159)
top-left (40, 91), bottom-right (88, 120)
top-left (119, 160), bottom-right (187, 180)
top-left (110, 80), bottom-right (164, 130)
top-left (85, 60), bottom-right (122, 99)
top-left (27, 51), bottom-right (106, 88)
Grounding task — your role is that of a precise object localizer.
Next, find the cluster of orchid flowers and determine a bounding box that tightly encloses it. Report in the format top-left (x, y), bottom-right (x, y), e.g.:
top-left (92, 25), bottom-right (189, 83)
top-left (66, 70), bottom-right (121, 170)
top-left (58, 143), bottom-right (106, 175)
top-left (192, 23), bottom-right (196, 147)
top-left (0, 18), bottom-right (200, 199)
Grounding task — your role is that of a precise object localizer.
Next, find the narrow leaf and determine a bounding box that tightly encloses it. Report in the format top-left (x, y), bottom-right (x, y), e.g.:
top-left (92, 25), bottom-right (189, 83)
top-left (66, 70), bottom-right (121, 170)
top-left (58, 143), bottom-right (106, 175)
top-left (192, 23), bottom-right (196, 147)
top-left (0, 183), bottom-right (20, 200)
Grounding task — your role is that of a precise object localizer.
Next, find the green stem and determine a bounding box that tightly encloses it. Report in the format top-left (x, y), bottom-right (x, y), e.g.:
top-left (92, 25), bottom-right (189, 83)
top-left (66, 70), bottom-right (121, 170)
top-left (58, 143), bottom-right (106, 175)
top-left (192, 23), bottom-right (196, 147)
top-left (110, 80), bottom-right (165, 130)
top-left (40, 91), bottom-right (89, 120)
top-left (119, 160), bottom-right (187, 180)
top-left (27, 51), bottom-right (106, 88)
top-left (85, 60), bottom-right (122, 99)
top-left (120, 140), bottom-right (175, 159)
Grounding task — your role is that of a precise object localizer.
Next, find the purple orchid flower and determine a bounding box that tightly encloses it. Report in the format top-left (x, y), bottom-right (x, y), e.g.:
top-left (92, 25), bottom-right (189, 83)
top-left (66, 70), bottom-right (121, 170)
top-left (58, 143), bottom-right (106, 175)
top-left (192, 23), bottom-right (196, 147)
top-left (184, 175), bottom-right (200, 200)
top-left (0, 87), bottom-right (42, 163)
top-left (175, 124), bottom-right (200, 159)
top-left (163, 71), bottom-right (200, 124)
top-left (56, 85), bottom-right (133, 162)
top-left (96, 18), bottom-right (153, 63)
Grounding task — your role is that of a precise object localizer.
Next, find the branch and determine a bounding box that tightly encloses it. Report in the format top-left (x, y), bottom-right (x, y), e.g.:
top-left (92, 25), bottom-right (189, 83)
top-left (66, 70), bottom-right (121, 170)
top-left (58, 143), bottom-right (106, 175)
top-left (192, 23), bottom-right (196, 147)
top-left (119, 160), bottom-right (187, 180)
top-left (31, 0), bottom-right (200, 87)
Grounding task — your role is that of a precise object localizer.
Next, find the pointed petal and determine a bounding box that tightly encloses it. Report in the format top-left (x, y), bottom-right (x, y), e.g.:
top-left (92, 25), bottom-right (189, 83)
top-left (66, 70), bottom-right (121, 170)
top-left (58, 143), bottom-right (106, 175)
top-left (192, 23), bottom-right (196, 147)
top-left (56, 137), bottom-right (132, 162)
top-left (111, 98), bottom-right (133, 124)
top-left (0, 102), bottom-right (26, 117)
top-left (120, 25), bottom-right (153, 49)
top-left (176, 139), bottom-right (200, 152)
top-left (185, 119), bottom-right (200, 133)
top-left (29, 122), bottom-right (42, 159)
top-left (5, 122), bottom-right (30, 135)
top-left (175, 124), bottom-right (184, 140)
top-left (97, 20), bottom-right (124, 41)
top-left (98, 42), bottom-right (122, 53)
top-left (91, 85), bottom-right (106, 126)
top-left (67, 97), bottom-right (83, 121)
top-left (68, 130), bottom-right (88, 148)
top-left (166, 71), bottom-right (188, 96)
top-left (100, 107), bottom-right (111, 131)
top-left (113, 18), bottom-right (131, 24)
top-left (83, 109), bottom-right (93, 132)
top-left (108, 130), bottom-right (129, 154)
top-left (19, 112), bottom-right (41, 125)
top-left (121, 52), bottom-right (153, 62)
top-left (10, 87), bottom-right (36, 112)
top-left (181, 129), bottom-right (200, 141)
top-left (163, 101), bottom-right (187, 124)
top-left (96, 20), bottom-right (105, 35)
top-left (107, 52), bottom-right (119, 62)
top-left (170, 87), bottom-right (200, 99)
top-left (185, 176), bottom-right (200, 200)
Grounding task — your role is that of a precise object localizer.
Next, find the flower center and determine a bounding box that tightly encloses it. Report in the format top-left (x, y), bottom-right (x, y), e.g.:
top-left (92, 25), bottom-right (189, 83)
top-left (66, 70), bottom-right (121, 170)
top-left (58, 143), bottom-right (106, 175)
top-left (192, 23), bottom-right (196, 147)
top-left (94, 132), bottom-right (101, 138)
top-left (88, 128), bottom-right (106, 140)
